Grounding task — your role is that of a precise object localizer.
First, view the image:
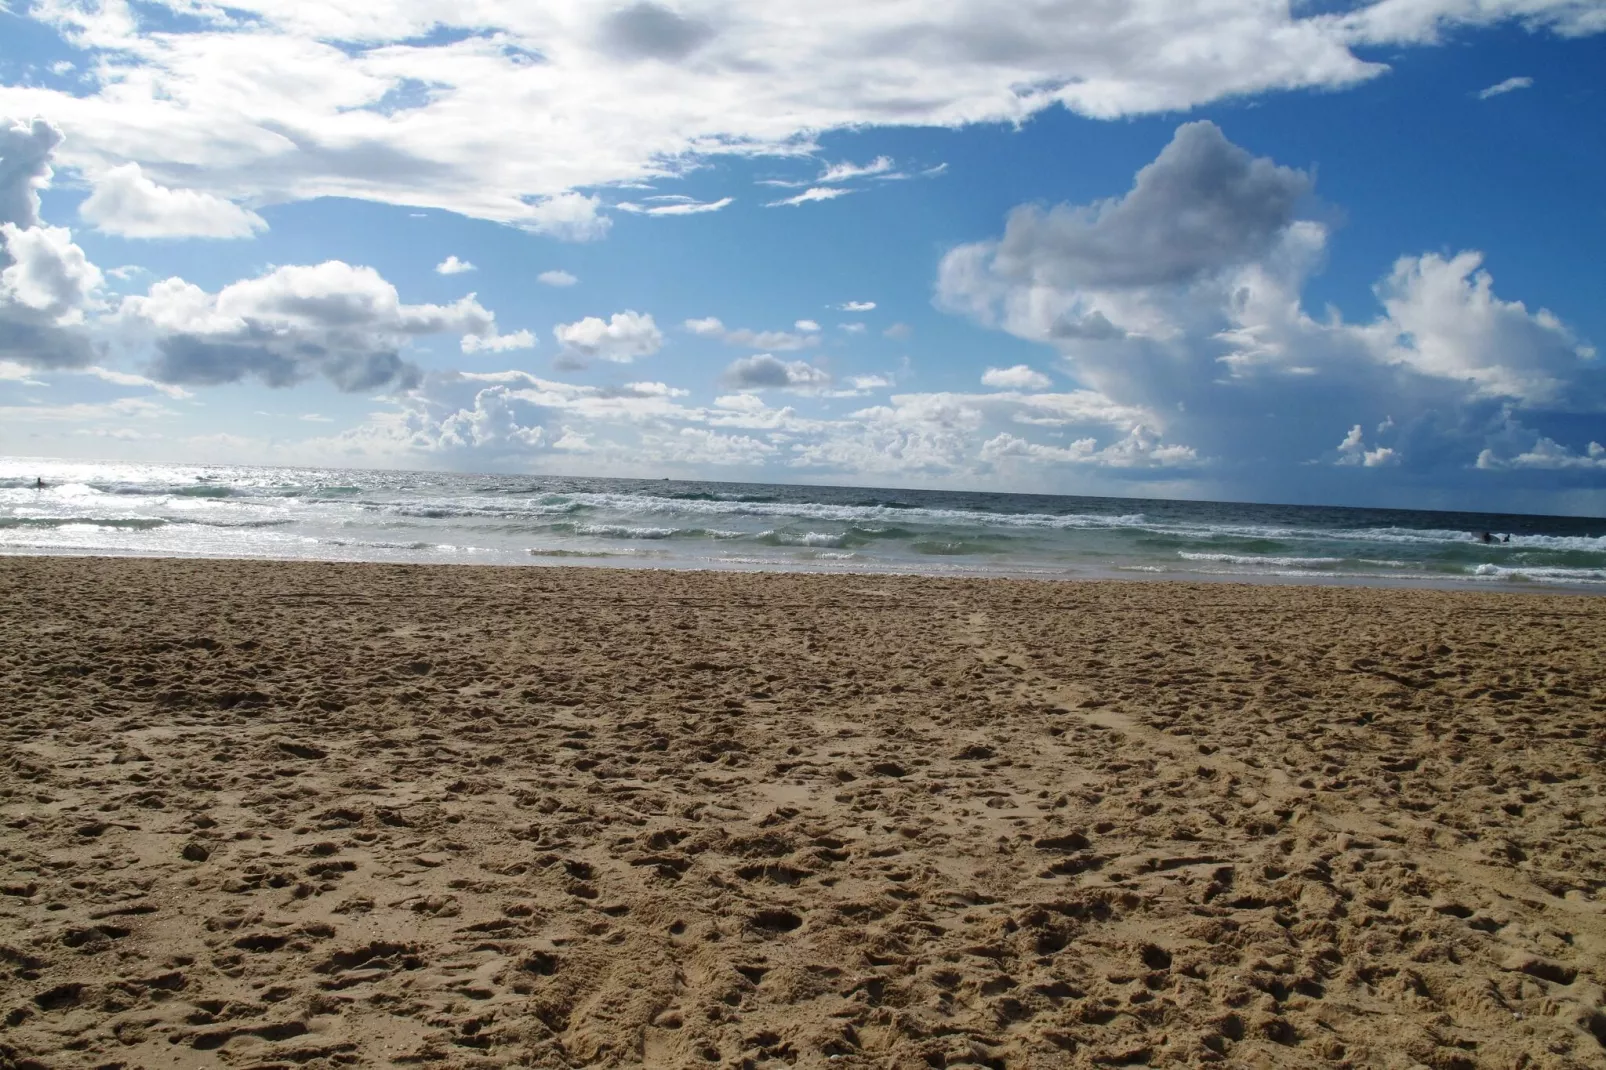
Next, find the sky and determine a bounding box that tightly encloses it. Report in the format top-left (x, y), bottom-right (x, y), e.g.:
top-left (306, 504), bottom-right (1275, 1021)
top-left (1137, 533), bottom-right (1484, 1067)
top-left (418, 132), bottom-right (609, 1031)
top-left (0, 0), bottom-right (1603, 516)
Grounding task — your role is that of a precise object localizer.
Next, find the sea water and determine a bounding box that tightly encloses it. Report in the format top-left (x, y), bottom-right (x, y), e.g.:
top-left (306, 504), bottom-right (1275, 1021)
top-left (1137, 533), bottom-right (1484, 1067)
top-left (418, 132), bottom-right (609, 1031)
top-left (3, 457), bottom-right (1603, 590)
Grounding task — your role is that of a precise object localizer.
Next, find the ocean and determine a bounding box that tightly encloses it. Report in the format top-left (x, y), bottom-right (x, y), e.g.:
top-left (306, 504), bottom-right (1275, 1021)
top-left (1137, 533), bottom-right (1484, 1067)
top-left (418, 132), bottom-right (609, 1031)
top-left (3, 457), bottom-right (1604, 590)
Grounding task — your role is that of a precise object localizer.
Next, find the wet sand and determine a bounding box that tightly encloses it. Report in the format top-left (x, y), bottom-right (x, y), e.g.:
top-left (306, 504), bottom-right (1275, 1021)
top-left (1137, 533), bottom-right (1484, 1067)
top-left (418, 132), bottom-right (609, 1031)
top-left (1, 556), bottom-right (1604, 1069)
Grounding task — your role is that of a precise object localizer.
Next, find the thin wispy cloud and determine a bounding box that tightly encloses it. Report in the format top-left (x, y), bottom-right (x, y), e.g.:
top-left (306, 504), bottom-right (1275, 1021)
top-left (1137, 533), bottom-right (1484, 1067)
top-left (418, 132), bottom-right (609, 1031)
top-left (817, 156), bottom-right (896, 183)
top-left (616, 196), bottom-right (734, 216)
top-left (83, 366), bottom-right (192, 398)
top-left (760, 157), bottom-right (944, 188)
top-left (765, 187), bottom-right (854, 208)
top-left (1477, 76), bottom-right (1533, 99)
top-left (0, 360), bottom-right (48, 386)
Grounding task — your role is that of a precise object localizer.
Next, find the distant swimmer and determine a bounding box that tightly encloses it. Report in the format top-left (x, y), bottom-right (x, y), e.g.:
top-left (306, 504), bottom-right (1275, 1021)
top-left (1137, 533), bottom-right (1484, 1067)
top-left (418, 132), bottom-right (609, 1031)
top-left (1477, 530), bottom-right (1493, 544)
top-left (35, 476), bottom-right (44, 490)
top-left (1502, 534), bottom-right (1511, 544)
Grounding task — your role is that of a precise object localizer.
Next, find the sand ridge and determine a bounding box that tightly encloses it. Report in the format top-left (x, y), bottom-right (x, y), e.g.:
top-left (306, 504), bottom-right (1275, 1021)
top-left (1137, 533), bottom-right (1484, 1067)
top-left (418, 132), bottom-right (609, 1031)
top-left (1, 557), bottom-right (1604, 1068)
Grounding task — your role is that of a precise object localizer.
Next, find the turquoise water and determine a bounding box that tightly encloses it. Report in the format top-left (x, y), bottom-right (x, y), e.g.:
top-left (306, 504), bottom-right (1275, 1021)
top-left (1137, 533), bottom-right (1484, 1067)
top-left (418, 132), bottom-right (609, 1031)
top-left (3, 457), bottom-right (1604, 590)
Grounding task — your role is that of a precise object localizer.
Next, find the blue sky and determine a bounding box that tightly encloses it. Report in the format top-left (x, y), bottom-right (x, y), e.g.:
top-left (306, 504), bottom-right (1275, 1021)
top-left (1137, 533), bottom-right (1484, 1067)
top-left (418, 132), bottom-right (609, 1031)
top-left (1, 0), bottom-right (1603, 515)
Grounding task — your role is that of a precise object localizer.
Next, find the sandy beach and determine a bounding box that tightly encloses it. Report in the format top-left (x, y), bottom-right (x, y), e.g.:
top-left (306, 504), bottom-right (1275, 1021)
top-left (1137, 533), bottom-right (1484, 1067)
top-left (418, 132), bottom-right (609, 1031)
top-left (1, 556), bottom-right (1603, 1069)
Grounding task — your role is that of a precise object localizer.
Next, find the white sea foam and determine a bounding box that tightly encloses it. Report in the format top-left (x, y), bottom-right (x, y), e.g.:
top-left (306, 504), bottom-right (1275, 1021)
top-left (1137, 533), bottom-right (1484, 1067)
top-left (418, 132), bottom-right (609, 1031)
top-left (1338, 526), bottom-right (1606, 552)
top-left (1186, 567), bottom-right (1348, 579)
top-left (1178, 552), bottom-right (1345, 568)
top-left (573, 524), bottom-right (678, 539)
top-left (770, 531), bottom-right (847, 547)
top-left (436, 489), bottom-right (1153, 532)
top-left (1471, 564), bottom-right (1606, 584)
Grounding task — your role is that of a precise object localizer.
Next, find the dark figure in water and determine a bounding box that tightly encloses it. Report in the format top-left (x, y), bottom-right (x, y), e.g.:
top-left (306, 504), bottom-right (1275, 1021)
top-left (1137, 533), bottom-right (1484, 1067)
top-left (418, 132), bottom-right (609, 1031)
top-left (1478, 530), bottom-right (1493, 544)
top-left (35, 477), bottom-right (44, 490)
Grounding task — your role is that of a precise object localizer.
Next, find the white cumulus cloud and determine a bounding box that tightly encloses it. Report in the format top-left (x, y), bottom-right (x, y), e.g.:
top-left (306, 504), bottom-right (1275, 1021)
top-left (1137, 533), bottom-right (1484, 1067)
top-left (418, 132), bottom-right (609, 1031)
top-left (683, 316), bottom-right (819, 351)
top-left (2, 222), bottom-right (102, 324)
top-left (1478, 438), bottom-right (1606, 470)
top-left (0, 117), bottom-right (61, 228)
top-left (981, 426), bottom-right (1198, 468)
top-left (847, 374), bottom-right (893, 391)
top-left (1369, 250), bottom-right (1591, 405)
top-left (0, 118), bottom-right (101, 369)
top-left (435, 255), bottom-right (475, 275)
top-left (982, 365), bottom-right (1053, 391)
top-left (722, 354), bottom-right (831, 392)
top-left (117, 260), bottom-right (496, 391)
top-left (553, 310), bottom-right (663, 364)
top-left (461, 329), bottom-right (535, 353)
top-left (79, 163), bottom-right (267, 239)
top-left (522, 192), bottom-right (611, 242)
top-left (1336, 423), bottom-right (1400, 467)
top-left (538, 269), bottom-right (578, 287)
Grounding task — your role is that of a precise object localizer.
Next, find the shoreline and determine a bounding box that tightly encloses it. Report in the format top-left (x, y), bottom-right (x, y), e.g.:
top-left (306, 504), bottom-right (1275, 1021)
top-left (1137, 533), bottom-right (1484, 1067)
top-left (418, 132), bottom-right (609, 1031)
top-left (3, 545), bottom-right (1603, 596)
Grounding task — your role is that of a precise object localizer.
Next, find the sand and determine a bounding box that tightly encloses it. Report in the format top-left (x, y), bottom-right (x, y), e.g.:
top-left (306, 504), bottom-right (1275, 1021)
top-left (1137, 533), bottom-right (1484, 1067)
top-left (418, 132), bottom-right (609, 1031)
top-left (1, 557), bottom-right (1603, 1070)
